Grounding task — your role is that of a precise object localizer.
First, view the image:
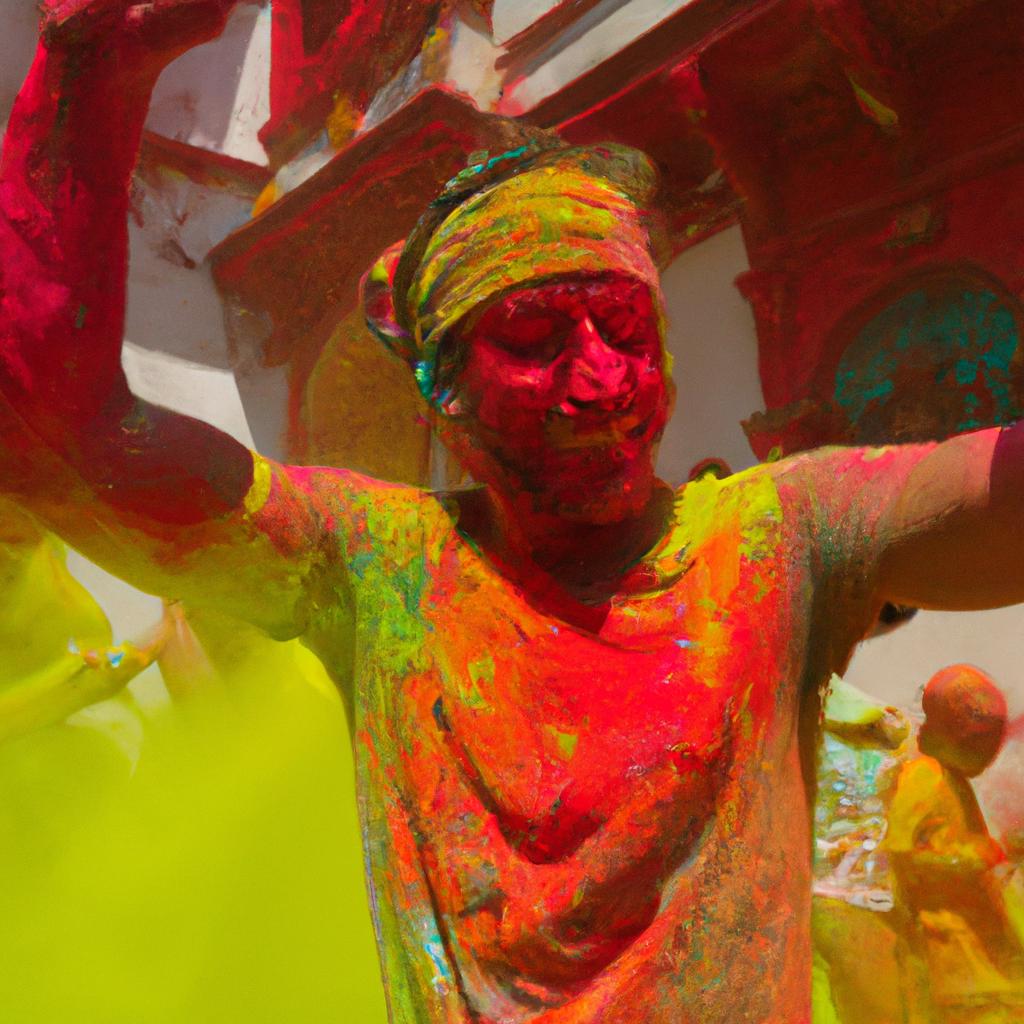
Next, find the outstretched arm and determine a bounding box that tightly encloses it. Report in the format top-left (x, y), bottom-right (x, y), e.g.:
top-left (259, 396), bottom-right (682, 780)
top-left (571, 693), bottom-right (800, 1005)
top-left (789, 422), bottom-right (1024, 615)
top-left (0, 1), bottom-right (337, 636)
top-left (875, 424), bottom-right (1024, 610)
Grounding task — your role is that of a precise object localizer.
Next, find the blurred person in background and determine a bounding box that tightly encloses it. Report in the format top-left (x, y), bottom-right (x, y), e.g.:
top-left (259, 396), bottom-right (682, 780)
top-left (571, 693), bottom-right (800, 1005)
top-left (885, 664), bottom-right (1024, 1024)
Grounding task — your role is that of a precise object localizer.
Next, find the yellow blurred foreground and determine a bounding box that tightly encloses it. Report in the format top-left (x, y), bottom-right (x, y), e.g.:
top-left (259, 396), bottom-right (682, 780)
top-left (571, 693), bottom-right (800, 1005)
top-left (0, 610), bottom-right (387, 1023)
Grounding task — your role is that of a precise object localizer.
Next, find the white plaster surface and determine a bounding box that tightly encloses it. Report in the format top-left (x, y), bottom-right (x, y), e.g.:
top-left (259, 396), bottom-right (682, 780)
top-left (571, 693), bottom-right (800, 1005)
top-left (0, 0), bottom-right (37, 136)
top-left (122, 342), bottom-right (256, 448)
top-left (445, 15), bottom-right (505, 110)
top-left (271, 132), bottom-right (335, 194)
top-left (499, 0), bottom-right (698, 113)
top-left (147, 2), bottom-right (271, 166)
top-left (232, 362), bottom-right (291, 461)
top-left (0, 1), bottom-right (270, 163)
top-left (657, 225), bottom-right (763, 483)
top-left (492, 0), bottom-right (565, 44)
top-left (846, 607), bottom-right (1024, 716)
top-left (126, 188), bottom-right (253, 368)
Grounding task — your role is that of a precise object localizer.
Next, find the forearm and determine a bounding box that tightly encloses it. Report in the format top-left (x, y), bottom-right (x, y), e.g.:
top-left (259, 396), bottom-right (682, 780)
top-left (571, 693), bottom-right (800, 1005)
top-left (0, 38), bottom-right (147, 432)
top-left (0, 26), bottom-right (252, 524)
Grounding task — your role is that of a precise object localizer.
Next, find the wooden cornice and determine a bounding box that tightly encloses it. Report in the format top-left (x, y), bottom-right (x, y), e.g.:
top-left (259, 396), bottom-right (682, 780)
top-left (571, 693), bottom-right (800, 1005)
top-left (208, 87), bottom-right (518, 369)
top-left (139, 131), bottom-right (270, 193)
top-left (507, 0), bottom-right (774, 125)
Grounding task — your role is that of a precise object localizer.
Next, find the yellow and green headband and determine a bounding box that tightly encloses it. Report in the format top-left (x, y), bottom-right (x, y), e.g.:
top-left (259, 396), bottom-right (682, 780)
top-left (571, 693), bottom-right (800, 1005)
top-left (362, 143), bottom-right (662, 401)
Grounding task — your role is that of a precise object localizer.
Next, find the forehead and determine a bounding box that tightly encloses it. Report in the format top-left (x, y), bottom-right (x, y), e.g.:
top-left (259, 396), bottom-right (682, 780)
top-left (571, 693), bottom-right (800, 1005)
top-left (469, 272), bottom-right (660, 326)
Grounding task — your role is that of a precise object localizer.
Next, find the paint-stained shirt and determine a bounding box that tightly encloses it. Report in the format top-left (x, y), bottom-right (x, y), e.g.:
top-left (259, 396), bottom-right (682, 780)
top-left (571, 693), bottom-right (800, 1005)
top-left (248, 451), bottom-right (900, 1024)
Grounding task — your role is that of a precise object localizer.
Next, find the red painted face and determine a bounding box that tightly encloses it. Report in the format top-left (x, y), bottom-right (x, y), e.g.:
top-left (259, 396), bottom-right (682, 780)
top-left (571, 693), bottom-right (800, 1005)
top-left (437, 273), bottom-right (673, 522)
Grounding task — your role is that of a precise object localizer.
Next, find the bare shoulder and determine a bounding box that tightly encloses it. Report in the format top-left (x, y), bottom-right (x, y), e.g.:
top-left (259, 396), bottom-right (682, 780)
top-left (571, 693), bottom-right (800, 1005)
top-left (675, 455), bottom-right (818, 521)
top-left (671, 447), bottom-right (922, 545)
top-left (669, 460), bottom-right (794, 551)
top-left (761, 443), bottom-right (907, 486)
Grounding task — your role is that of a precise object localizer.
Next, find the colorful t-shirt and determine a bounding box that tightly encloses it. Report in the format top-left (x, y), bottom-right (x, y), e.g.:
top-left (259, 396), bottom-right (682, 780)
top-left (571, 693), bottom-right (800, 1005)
top-left (248, 451), bottom-right (894, 1024)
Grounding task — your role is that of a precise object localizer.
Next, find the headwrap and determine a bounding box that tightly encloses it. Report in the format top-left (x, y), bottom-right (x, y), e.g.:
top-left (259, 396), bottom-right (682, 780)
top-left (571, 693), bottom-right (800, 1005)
top-left (361, 142), bottom-right (662, 401)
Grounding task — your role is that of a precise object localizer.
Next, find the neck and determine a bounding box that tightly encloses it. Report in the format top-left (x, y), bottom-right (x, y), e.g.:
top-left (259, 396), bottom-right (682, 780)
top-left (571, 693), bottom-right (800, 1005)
top-left (458, 481), bottom-right (675, 597)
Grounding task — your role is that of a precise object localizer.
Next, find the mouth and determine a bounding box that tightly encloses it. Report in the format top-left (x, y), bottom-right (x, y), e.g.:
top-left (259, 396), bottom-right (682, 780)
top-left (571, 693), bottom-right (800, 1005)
top-left (545, 407), bottom-right (655, 450)
top-left (627, 412), bottom-right (655, 440)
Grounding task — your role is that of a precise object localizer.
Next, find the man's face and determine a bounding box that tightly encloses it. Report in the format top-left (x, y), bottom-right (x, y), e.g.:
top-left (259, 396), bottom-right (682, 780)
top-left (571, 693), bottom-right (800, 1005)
top-left (436, 273), bottom-right (673, 522)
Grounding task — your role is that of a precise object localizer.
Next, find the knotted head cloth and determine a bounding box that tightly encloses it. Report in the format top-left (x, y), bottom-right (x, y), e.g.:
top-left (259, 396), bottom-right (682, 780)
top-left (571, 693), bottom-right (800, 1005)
top-left (361, 142), bottom-right (664, 402)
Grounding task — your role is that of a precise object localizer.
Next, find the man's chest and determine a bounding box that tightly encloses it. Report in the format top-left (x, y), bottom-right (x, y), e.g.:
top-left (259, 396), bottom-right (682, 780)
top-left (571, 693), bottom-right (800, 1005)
top-left (375, 548), bottom-right (799, 861)
top-left (345, 472), bottom-right (807, 840)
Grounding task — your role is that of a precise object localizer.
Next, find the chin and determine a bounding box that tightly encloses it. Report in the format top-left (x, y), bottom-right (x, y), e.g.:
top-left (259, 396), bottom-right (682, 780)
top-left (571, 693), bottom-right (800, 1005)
top-left (560, 502), bottom-right (642, 525)
top-left (515, 440), bottom-right (657, 520)
top-left (545, 475), bottom-right (655, 524)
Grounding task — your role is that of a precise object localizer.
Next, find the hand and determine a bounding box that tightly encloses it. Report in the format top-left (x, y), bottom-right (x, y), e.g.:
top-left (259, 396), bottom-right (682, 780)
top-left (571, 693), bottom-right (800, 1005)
top-left (40, 0), bottom-right (239, 70)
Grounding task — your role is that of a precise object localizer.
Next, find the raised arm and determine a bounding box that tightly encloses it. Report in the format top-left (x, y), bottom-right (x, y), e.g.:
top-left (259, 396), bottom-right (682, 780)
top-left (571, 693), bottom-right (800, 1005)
top-left (0, 1), bottom-right (338, 636)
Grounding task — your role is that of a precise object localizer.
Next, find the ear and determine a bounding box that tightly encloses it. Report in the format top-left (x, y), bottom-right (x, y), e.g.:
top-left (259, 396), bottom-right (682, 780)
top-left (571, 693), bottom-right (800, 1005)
top-left (360, 241), bottom-right (418, 368)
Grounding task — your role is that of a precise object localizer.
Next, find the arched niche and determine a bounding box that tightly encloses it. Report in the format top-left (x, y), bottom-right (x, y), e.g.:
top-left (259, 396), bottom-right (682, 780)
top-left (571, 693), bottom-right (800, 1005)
top-left (830, 266), bottom-right (1024, 445)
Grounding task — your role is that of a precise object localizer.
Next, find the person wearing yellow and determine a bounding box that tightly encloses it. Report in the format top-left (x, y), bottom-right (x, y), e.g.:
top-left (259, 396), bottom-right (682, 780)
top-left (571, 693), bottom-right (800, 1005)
top-left (885, 665), bottom-right (1024, 1023)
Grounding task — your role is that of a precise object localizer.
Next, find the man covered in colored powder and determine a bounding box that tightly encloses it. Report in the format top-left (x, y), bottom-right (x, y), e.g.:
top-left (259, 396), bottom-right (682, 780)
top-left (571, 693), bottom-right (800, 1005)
top-left (5, 3), bottom-right (1024, 1021)
top-left (885, 665), bottom-right (1024, 1022)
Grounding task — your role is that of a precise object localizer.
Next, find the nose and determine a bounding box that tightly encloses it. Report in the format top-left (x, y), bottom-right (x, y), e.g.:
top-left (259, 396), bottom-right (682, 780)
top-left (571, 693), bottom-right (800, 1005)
top-left (564, 316), bottom-right (628, 407)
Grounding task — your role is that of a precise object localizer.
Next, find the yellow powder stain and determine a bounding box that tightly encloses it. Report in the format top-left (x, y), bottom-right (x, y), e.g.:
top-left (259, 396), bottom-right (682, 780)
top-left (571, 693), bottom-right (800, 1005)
top-left (543, 725), bottom-right (579, 761)
top-left (251, 179), bottom-right (280, 219)
top-left (326, 93), bottom-right (363, 149)
top-left (848, 76), bottom-right (900, 131)
top-left (243, 451), bottom-right (273, 517)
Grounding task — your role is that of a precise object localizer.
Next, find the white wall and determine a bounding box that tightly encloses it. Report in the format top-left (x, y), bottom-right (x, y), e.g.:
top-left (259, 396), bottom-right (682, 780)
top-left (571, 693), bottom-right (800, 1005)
top-left (657, 226), bottom-right (764, 482)
top-left (146, 2), bottom-right (271, 165)
top-left (492, 0), bottom-right (564, 43)
top-left (0, 0), bottom-right (37, 135)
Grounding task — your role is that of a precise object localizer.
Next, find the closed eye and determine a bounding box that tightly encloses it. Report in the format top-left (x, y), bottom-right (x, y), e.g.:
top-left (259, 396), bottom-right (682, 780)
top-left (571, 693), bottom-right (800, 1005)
top-left (589, 307), bottom-right (659, 352)
top-left (489, 314), bottom-right (574, 362)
